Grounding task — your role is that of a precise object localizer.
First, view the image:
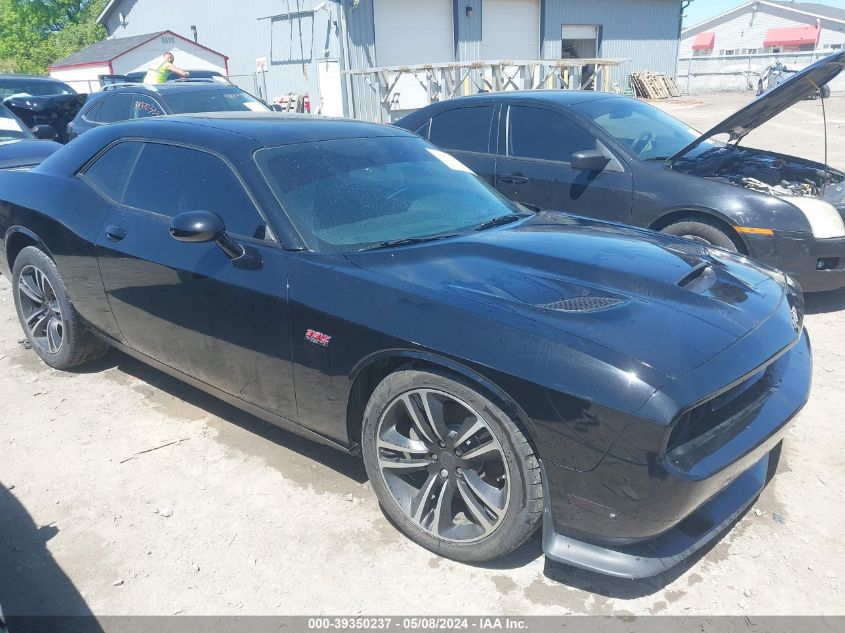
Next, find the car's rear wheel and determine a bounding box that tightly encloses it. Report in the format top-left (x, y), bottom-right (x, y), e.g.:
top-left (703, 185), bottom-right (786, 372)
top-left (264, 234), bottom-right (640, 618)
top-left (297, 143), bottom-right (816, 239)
top-left (660, 218), bottom-right (741, 252)
top-left (361, 368), bottom-right (543, 562)
top-left (12, 246), bottom-right (108, 370)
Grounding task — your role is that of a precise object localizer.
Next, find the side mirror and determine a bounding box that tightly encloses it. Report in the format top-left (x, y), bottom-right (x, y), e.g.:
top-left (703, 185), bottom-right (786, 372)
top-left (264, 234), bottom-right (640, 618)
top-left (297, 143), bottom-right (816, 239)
top-left (170, 210), bottom-right (224, 243)
top-left (820, 84), bottom-right (831, 99)
top-left (269, 103), bottom-right (283, 112)
top-left (170, 210), bottom-right (253, 264)
top-left (571, 150), bottom-right (611, 172)
top-left (31, 124), bottom-right (57, 140)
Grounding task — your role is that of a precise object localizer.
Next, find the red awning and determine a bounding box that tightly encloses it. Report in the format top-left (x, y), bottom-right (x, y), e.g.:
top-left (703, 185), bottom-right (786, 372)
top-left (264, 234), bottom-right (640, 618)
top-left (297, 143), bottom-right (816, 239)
top-left (692, 31), bottom-right (715, 50)
top-left (763, 25), bottom-right (820, 47)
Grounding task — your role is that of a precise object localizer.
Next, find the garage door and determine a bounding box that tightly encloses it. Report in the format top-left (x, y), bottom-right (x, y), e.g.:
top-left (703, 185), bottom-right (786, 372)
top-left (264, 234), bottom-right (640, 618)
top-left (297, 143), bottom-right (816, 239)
top-left (374, 0), bottom-right (453, 112)
top-left (481, 0), bottom-right (540, 60)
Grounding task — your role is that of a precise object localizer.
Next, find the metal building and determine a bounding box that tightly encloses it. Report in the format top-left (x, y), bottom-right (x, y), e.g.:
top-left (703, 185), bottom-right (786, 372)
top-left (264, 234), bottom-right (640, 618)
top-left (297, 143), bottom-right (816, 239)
top-left (97, 0), bottom-right (685, 121)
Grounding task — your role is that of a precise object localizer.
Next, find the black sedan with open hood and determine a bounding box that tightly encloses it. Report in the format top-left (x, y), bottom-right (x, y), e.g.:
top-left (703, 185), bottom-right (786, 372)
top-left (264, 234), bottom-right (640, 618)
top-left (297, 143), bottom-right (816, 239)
top-left (397, 50), bottom-right (845, 292)
top-left (0, 114), bottom-right (811, 579)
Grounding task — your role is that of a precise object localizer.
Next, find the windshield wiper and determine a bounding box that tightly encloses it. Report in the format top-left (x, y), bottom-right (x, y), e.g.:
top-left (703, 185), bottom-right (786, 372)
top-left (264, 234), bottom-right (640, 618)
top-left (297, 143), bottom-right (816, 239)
top-left (359, 234), bottom-right (458, 251)
top-left (473, 213), bottom-right (525, 231)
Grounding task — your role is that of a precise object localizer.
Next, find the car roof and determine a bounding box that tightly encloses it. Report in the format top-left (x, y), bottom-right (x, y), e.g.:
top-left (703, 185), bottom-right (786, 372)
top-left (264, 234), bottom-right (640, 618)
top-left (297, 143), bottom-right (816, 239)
top-left (444, 89), bottom-right (625, 106)
top-left (0, 74), bottom-right (69, 83)
top-left (100, 82), bottom-right (239, 94)
top-left (121, 112), bottom-right (416, 147)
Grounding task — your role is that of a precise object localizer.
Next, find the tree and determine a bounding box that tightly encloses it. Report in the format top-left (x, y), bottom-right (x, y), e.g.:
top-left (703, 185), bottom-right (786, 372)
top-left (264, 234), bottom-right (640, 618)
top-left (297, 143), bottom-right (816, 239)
top-left (0, 0), bottom-right (108, 75)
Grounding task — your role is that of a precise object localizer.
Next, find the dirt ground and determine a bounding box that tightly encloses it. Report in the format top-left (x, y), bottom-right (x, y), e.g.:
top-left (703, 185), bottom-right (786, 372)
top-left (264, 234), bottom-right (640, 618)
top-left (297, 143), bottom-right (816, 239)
top-left (1, 93), bottom-right (844, 617)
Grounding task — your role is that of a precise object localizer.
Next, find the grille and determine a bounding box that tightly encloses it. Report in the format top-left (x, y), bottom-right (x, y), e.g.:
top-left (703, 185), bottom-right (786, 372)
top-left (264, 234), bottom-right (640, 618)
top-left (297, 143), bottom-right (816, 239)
top-left (541, 296), bottom-right (624, 313)
top-left (665, 363), bottom-right (776, 471)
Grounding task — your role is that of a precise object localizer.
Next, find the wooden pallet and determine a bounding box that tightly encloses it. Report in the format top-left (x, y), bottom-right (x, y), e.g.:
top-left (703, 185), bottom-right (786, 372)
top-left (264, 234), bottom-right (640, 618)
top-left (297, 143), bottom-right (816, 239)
top-left (630, 71), bottom-right (681, 99)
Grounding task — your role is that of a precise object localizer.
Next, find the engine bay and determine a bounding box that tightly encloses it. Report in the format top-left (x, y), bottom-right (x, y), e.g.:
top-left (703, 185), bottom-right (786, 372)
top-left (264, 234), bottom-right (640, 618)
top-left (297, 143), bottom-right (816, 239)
top-left (675, 146), bottom-right (845, 199)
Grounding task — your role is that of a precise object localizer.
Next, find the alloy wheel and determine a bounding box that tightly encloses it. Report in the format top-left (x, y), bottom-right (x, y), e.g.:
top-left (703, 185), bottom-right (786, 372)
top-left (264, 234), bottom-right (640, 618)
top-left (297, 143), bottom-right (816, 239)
top-left (17, 264), bottom-right (64, 354)
top-left (376, 388), bottom-right (510, 543)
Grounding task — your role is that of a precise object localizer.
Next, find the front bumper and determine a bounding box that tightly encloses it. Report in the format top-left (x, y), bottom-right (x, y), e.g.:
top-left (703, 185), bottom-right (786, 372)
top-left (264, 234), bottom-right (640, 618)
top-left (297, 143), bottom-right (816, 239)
top-left (540, 328), bottom-right (810, 578)
top-left (542, 452), bottom-right (769, 579)
top-left (745, 230), bottom-right (845, 292)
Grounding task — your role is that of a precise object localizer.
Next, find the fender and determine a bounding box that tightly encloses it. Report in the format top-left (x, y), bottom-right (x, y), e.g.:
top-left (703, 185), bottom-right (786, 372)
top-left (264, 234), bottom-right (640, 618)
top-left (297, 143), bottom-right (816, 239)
top-left (347, 347), bottom-right (540, 449)
top-left (1, 225), bottom-right (53, 277)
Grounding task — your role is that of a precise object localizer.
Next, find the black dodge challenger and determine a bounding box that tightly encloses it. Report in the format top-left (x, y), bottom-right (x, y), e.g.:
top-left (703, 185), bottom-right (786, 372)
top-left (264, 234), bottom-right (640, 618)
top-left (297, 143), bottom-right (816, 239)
top-left (0, 113), bottom-right (811, 578)
top-left (396, 51), bottom-right (845, 292)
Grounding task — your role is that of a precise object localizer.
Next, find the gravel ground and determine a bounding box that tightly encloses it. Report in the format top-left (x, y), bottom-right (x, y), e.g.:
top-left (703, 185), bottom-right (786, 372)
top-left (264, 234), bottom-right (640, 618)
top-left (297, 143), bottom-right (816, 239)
top-left (1, 93), bottom-right (844, 617)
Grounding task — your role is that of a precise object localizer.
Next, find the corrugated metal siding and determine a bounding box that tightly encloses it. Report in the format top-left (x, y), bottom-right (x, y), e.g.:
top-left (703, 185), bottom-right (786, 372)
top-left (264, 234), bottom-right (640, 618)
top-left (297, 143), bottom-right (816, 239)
top-left (680, 5), bottom-right (845, 57)
top-left (101, 0), bottom-right (340, 108)
top-left (103, 0), bottom-right (684, 119)
top-left (341, 0), bottom-right (380, 121)
top-left (543, 0), bottom-right (683, 86)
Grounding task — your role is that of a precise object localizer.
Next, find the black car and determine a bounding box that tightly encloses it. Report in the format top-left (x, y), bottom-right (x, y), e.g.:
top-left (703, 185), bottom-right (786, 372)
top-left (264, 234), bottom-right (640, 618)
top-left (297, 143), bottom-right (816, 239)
top-left (0, 75), bottom-right (75, 100)
top-left (1, 75), bottom-right (83, 144)
top-left (0, 103), bottom-right (62, 170)
top-left (66, 83), bottom-right (269, 140)
top-left (0, 114), bottom-right (810, 579)
top-left (396, 51), bottom-right (845, 292)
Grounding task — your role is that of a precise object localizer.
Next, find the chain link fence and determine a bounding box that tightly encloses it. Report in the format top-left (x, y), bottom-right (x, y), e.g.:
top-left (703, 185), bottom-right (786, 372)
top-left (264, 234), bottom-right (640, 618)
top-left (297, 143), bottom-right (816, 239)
top-left (677, 50), bottom-right (845, 95)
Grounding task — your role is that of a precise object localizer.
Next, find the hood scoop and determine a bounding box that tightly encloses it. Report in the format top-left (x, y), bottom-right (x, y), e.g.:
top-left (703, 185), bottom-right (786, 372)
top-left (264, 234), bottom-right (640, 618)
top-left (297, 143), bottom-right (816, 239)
top-left (540, 296), bottom-right (625, 313)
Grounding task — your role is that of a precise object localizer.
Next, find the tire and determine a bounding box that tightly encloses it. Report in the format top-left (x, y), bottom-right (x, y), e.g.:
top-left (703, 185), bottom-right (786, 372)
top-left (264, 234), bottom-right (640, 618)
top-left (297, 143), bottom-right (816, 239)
top-left (12, 246), bottom-right (108, 370)
top-left (361, 368), bottom-right (543, 563)
top-left (660, 218), bottom-right (741, 252)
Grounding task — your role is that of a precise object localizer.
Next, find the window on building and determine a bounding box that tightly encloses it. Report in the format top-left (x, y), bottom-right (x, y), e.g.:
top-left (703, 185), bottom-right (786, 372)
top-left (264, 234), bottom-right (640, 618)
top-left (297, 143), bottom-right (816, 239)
top-left (81, 141), bottom-right (144, 203)
top-left (721, 49), bottom-right (737, 56)
top-left (507, 106), bottom-right (596, 163)
top-left (562, 24), bottom-right (599, 58)
top-left (692, 49), bottom-right (712, 57)
top-left (122, 143), bottom-right (265, 238)
top-left (429, 106), bottom-right (495, 154)
top-left (830, 43), bottom-right (843, 50)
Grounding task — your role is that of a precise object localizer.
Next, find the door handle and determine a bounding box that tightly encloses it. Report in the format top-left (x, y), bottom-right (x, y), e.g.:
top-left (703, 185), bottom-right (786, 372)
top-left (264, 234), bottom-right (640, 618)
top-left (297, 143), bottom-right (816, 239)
top-left (105, 225), bottom-right (127, 242)
top-left (499, 174), bottom-right (529, 185)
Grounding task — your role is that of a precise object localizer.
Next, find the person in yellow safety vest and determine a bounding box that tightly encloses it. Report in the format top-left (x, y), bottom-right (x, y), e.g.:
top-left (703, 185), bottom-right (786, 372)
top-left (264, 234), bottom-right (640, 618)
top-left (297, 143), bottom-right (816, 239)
top-left (143, 52), bottom-right (190, 84)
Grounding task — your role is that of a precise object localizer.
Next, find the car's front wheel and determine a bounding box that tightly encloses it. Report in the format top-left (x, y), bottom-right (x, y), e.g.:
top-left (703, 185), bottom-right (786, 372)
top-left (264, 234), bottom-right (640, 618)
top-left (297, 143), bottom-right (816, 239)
top-left (362, 369), bottom-right (543, 562)
top-left (12, 246), bottom-right (108, 370)
top-left (660, 218), bottom-right (741, 252)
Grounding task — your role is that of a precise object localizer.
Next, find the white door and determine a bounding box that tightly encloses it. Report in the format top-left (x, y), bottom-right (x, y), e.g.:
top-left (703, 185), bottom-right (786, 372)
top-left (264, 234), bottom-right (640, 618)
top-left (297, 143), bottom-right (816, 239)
top-left (317, 59), bottom-right (344, 117)
top-left (481, 0), bottom-right (540, 90)
top-left (373, 0), bottom-right (453, 112)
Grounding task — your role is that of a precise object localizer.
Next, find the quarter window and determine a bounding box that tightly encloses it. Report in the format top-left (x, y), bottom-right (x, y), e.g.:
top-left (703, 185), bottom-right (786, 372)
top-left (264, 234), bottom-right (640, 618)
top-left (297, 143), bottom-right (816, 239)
top-left (81, 141), bottom-right (143, 203)
top-left (122, 143), bottom-right (266, 238)
top-left (429, 106), bottom-right (495, 153)
top-left (97, 93), bottom-right (132, 123)
top-left (507, 106), bottom-right (596, 162)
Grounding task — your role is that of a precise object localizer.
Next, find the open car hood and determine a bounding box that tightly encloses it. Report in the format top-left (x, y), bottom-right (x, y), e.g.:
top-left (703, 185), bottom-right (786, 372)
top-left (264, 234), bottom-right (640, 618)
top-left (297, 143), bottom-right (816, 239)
top-left (2, 93), bottom-right (87, 126)
top-left (670, 50), bottom-right (845, 162)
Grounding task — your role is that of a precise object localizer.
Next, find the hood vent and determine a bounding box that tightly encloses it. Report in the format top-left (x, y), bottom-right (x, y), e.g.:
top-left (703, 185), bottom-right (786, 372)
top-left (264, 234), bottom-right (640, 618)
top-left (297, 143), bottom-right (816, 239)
top-left (540, 296), bottom-right (625, 313)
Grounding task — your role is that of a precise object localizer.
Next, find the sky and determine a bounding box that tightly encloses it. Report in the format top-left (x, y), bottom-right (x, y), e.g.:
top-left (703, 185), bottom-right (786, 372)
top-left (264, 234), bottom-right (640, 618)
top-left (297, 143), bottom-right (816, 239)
top-left (683, 0), bottom-right (845, 27)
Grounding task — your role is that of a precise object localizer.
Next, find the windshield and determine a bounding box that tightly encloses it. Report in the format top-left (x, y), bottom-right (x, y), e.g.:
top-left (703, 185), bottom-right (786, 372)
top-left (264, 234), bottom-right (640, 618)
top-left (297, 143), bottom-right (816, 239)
top-left (0, 104), bottom-right (33, 141)
top-left (0, 79), bottom-right (74, 98)
top-left (256, 136), bottom-right (522, 253)
top-left (571, 98), bottom-right (722, 160)
top-left (166, 89), bottom-right (269, 114)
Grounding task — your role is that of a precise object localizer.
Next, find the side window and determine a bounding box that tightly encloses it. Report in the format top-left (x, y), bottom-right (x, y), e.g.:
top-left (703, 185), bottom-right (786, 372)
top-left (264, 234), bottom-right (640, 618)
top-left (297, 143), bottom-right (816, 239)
top-left (98, 93), bottom-right (133, 123)
top-left (429, 106), bottom-right (495, 153)
top-left (414, 119), bottom-right (431, 139)
top-left (122, 143), bottom-right (265, 238)
top-left (82, 99), bottom-right (103, 123)
top-left (130, 95), bottom-right (165, 119)
top-left (81, 141), bottom-right (144, 202)
top-left (508, 106), bottom-right (596, 162)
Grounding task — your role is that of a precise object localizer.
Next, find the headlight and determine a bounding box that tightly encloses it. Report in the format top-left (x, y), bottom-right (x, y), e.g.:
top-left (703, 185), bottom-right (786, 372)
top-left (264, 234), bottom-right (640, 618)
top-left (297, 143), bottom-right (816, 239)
top-left (783, 196), bottom-right (845, 239)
